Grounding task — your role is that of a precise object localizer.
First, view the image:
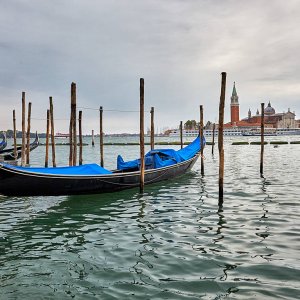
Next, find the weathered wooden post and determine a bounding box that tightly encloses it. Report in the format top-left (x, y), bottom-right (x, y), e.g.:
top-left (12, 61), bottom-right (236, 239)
top-left (212, 123), bottom-right (216, 155)
top-left (99, 106), bottom-right (104, 167)
top-left (79, 110), bottom-right (83, 165)
top-left (140, 78), bottom-right (145, 193)
top-left (260, 103), bottom-right (265, 175)
top-left (49, 97), bottom-right (56, 167)
top-left (92, 130), bottom-right (95, 147)
top-left (71, 83), bottom-right (77, 166)
top-left (21, 92), bottom-right (26, 167)
top-left (26, 102), bottom-right (32, 165)
top-left (200, 105), bottom-right (204, 176)
top-left (180, 121), bottom-right (183, 149)
top-left (150, 107), bottom-right (155, 150)
top-left (45, 109), bottom-right (50, 168)
top-left (69, 113), bottom-right (73, 166)
top-left (218, 72), bottom-right (226, 204)
top-left (13, 110), bottom-right (17, 160)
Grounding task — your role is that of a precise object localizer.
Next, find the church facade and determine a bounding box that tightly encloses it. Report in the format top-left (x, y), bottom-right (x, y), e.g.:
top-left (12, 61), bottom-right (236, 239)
top-left (224, 83), bottom-right (299, 129)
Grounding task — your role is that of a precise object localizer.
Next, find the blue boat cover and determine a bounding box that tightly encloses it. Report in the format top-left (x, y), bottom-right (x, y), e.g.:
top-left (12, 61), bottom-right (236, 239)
top-left (117, 136), bottom-right (205, 171)
top-left (3, 163), bottom-right (112, 175)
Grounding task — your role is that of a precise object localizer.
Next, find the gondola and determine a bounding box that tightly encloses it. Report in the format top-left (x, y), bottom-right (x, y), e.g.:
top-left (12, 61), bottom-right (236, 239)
top-left (0, 136), bottom-right (204, 197)
top-left (0, 134), bottom-right (7, 151)
top-left (0, 132), bottom-right (39, 161)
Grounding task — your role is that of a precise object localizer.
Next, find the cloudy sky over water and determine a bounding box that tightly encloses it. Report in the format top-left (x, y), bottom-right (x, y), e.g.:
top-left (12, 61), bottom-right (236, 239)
top-left (1, 0), bottom-right (300, 133)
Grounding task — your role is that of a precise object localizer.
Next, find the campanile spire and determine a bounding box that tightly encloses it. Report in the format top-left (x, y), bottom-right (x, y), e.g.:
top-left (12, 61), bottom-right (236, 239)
top-left (230, 82), bottom-right (240, 125)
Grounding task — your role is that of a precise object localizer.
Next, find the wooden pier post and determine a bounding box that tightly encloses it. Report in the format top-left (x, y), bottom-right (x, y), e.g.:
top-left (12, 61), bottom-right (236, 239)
top-left (180, 121), bottom-right (183, 149)
top-left (212, 123), bottom-right (215, 155)
top-left (49, 97), bottom-right (56, 167)
top-left (13, 110), bottom-right (17, 160)
top-left (260, 103), bottom-right (265, 175)
top-left (21, 92), bottom-right (26, 167)
top-left (150, 107), bottom-right (155, 150)
top-left (99, 106), bottom-right (104, 167)
top-left (69, 110), bottom-right (73, 166)
top-left (200, 105), bottom-right (204, 176)
top-left (26, 102), bottom-right (32, 165)
top-left (140, 78), bottom-right (145, 193)
top-left (92, 130), bottom-right (95, 147)
top-left (79, 110), bottom-right (83, 165)
top-left (45, 109), bottom-right (50, 168)
top-left (218, 72), bottom-right (226, 204)
top-left (71, 83), bottom-right (77, 166)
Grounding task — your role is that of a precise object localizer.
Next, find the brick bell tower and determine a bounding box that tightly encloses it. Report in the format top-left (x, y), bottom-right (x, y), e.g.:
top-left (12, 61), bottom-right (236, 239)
top-left (230, 82), bottom-right (240, 125)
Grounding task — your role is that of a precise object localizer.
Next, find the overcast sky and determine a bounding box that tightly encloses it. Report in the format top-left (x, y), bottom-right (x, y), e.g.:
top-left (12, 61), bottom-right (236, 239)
top-left (1, 0), bottom-right (300, 134)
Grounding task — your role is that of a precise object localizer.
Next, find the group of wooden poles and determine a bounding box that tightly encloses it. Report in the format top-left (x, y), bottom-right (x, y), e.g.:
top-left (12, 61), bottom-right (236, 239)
top-left (11, 71), bottom-right (266, 203)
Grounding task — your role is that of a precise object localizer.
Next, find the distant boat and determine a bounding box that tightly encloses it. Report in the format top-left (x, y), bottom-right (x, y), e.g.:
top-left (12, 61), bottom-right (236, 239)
top-left (169, 129), bottom-right (242, 137)
top-left (55, 133), bottom-right (69, 139)
top-left (276, 128), bottom-right (300, 135)
top-left (0, 136), bottom-right (204, 196)
top-left (242, 128), bottom-right (277, 136)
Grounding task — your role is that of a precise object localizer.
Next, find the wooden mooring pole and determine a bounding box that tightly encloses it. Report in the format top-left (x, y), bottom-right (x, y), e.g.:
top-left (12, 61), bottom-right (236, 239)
top-left (150, 107), bottom-right (155, 150)
top-left (72, 84), bottom-right (77, 166)
top-left (45, 109), bottom-right (50, 168)
top-left (200, 105), bottom-right (204, 176)
top-left (180, 121), bottom-right (183, 149)
top-left (21, 92), bottom-right (26, 167)
top-left (26, 102), bottom-right (32, 165)
top-left (50, 97), bottom-right (56, 167)
top-left (92, 130), bottom-right (95, 147)
top-left (13, 110), bottom-right (17, 160)
top-left (100, 106), bottom-right (104, 167)
top-left (79, 110), bottom-right (83, 165)
top-left (212, 123), bottom-right (215, 155)
top-left (218, 72), bottom-right (226, 204)
top-left (140, 78), bottom-right (145, 193)
top-left (260, 103), bottom-right (265, 175)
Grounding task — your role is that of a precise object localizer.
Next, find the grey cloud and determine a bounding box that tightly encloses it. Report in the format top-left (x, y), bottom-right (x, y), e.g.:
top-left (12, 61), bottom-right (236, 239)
top-left (0, 0), bottom-right (300, 133)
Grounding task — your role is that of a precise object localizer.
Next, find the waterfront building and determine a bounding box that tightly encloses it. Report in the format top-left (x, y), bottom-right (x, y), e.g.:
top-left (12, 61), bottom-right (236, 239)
top-left (225, 83), bottom-right (300, 130)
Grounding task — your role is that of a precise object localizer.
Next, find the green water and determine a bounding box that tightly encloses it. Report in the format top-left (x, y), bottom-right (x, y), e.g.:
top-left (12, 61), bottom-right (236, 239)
top-left (0, 136), bottom-right (300, 299)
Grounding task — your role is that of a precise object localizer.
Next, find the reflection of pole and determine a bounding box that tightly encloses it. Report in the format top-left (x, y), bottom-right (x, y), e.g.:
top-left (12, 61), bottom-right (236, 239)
top-left (21, 92), bottom-right (26, 167)
top-left (200, 105), bottom-right (204, 176)
top-left (79, 110), bottom-right (83, 165)
top-left (92, 130), bottom-right (95, 147)
top-left (218, 72), bottom-right (226, 204)
top-left (140, 78), bottom-right (145, 193)
top-left (26, 102), bottom-right (32, 165)
top-left (13, 110), bottom-right (17, 160)
top-left (212, 123), bottom-right (215, 155)
top-left (100, 106), bottom-right (104, 167)
top-left (180, 121), bottom-right (183, 149)
top-left (260, 103), bottom-right (265, 175)
top-left (45, 109), bottom-right (50, 168)
top-left (150, 107), bottom-right (154, 150)
top-left (50, 97), bottom-right (56, 167)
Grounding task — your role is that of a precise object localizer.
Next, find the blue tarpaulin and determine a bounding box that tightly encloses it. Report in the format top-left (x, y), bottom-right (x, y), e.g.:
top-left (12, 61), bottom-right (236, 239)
top-left (117, 136), bottom-right (205, 171)
top-left (4, 163), bottom-right (112, 175)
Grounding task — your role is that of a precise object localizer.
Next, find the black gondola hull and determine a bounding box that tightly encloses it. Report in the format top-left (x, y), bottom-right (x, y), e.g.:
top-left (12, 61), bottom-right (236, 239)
top-left (0, 154), bottom-right (199, 196)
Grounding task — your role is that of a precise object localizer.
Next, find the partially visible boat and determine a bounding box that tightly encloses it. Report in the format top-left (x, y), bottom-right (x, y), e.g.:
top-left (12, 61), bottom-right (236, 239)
top-left (276, 128), bottom-right (300, 135)
top-left (54, 133), bottom-right (69, 139)
top-left (242, 128), bottom-right (277, 136)
top-left (0, 132), bottom-right (39, 161)
top-left (0, 136), bottom-right (204, 196)
top-left (0, 134), bottom-right (7, 151)
top-left (169, 129), bottom-right (242, 137)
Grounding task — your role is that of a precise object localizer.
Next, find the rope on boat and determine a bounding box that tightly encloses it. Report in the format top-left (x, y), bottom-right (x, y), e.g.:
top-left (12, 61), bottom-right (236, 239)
top-left (98, 169), bottom-right (170, 187)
